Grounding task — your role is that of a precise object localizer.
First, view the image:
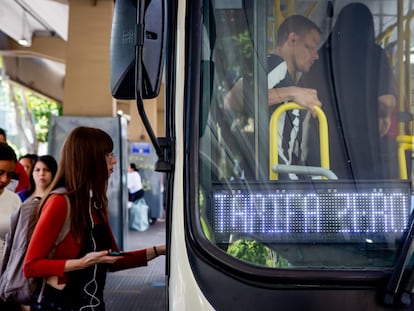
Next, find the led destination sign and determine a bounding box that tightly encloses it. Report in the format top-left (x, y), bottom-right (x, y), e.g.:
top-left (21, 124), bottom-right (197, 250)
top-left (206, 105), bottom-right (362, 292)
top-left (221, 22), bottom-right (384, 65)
top-left (212, 184), bottom-right (411, 243)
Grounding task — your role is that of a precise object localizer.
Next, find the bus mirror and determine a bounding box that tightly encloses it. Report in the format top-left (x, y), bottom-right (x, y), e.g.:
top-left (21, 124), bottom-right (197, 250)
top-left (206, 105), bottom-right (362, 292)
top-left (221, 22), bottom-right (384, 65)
top-left (141, 0), bottom-right (165, 99)
top-left (110, 0), bottom-right (165, 100)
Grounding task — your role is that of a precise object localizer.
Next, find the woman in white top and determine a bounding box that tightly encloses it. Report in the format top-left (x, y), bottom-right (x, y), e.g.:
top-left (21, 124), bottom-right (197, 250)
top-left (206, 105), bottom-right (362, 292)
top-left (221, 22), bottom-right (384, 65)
top-left (127, 163), bottom-right (144, 202)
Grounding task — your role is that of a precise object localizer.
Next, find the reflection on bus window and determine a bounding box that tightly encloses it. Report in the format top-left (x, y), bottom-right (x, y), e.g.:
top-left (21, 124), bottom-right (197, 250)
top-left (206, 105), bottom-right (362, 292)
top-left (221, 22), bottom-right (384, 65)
top-left (198, 0), bottom-right (413, 270)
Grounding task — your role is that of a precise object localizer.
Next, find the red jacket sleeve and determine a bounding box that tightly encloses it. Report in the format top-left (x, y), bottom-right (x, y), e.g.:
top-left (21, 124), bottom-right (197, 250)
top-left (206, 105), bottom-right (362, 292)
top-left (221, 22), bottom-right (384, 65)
top-left (110, 249), bottom-right (148, 271)
top-left (24, 195), bottom-right (77, 278)
top-left (107, 225), bottom-right (148, 271)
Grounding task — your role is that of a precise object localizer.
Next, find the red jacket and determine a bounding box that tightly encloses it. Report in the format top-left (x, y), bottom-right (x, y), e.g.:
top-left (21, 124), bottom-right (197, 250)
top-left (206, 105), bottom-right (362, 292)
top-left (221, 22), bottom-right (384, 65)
top-left (15, 162), bottom-right (29, 193)
top-left (24, 195), bottom-right (148, 283)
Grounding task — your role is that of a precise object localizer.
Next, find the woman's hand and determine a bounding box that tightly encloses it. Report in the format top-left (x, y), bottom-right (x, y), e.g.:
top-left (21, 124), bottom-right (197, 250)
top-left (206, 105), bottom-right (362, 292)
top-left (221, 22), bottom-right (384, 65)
top-left (81, 250), bottom-right (123, 267)
top-left (65, 250), bottom-right (122, 272)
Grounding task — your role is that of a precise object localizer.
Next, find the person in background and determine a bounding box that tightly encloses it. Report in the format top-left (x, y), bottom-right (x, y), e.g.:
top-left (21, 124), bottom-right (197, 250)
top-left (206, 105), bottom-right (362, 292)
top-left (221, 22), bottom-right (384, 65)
top-left (0, 143), bottom-right (23, 311)
top-left (0, 128), bottom-right (30, 193)
top-left (24, 126), bottom-right (165, 310)
top-left (18, 155), bottom-right (58, 202)
top-left (19, 154), bottom-right (38, 179)
top-left (0, 145), bottom-right (21, 311)
top-left (0, 143), bottom-right (22, 260)
top-left (127, 162), bottom-right (144, 203)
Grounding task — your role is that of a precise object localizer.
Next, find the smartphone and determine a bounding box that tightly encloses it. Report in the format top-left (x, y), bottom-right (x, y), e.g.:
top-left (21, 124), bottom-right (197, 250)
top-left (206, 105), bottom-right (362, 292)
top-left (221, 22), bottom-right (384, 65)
top-left (108, 251), bottom-right (131, 256)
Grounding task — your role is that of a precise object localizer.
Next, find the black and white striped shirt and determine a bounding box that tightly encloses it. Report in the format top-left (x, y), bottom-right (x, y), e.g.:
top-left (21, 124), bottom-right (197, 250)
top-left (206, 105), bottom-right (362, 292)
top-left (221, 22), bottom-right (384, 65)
top-left (268, 54), bottom-right (306, 180)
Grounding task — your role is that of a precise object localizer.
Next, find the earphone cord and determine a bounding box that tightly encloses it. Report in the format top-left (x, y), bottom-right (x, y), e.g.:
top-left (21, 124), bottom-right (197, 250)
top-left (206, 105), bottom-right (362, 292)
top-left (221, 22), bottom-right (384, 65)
top-left (79, 196), bottom-right (100, 310)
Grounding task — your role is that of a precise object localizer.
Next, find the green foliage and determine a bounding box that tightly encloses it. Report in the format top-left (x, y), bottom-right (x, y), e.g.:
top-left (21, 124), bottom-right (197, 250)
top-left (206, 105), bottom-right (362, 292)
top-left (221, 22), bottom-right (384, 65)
top-left (30, 97), bottom-right (61, 143)
top-left (227, 239), bottom-right (291, 268)
top-left (15, 91), bottom-right (62, 143)
top-left (199, 188), bottom-right (213, 241)
top-left (219, 30), bottom-right (253, 83)
top-left (231, 31), bottom-right (253, 59)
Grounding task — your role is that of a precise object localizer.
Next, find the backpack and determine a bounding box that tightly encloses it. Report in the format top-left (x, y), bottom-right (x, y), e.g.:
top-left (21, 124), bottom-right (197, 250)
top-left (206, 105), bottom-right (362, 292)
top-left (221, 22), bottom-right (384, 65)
top-left (0, 187), bottom-right (71, 304)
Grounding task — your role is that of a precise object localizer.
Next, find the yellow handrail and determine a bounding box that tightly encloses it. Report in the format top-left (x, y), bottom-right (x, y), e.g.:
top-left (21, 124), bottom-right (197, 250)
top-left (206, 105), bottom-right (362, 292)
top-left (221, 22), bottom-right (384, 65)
top-left (269, 103), bottom-right (329, 180)
top-left (396, 135), bottom-right (414, 144)
top-left (396, 135), bottom-right (414, 179)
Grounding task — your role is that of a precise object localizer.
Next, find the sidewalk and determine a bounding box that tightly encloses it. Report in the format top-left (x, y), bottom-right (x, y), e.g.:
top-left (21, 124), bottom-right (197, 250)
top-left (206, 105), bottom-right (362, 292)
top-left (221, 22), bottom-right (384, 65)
top-left (104, 221), bottom-right (166, 310)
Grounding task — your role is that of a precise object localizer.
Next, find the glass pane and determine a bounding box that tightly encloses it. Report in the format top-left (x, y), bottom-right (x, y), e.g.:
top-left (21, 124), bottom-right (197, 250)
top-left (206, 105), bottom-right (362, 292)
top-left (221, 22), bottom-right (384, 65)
top-left (198, 0), bottom-right (414, 271)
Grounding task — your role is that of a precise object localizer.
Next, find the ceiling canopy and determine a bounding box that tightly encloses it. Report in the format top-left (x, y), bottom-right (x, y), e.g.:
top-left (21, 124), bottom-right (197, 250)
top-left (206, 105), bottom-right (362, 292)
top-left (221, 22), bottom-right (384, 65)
top-left (0, 0), bottom-right (68, 102)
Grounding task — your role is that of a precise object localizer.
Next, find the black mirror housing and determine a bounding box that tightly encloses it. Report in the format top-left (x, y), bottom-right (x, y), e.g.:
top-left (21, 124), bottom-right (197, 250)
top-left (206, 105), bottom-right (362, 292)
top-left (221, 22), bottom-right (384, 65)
top-left (110, 0), bottom-right (165, 100)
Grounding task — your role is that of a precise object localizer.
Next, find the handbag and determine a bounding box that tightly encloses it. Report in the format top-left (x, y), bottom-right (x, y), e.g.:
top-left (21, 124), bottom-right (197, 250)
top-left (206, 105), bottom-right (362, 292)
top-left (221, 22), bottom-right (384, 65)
top-left (30, 282), bottom-right (74, 311)
top-left (129, 198), bottom-right (149, 231)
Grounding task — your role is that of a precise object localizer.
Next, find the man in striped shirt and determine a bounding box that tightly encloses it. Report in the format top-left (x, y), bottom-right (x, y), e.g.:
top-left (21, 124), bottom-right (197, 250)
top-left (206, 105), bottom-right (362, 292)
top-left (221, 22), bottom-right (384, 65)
top-left (225, 15), bottom-right (322, 179)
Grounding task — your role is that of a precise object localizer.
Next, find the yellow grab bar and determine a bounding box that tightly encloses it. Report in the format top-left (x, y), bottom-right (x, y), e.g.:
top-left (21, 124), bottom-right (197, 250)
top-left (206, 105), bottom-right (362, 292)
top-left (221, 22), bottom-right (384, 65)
top-left (396, 135), bottom-right (414, 179)
top-left (269, 103), bottom-right (329, 180)
top-left (397, 135), bottom-right (414, 144)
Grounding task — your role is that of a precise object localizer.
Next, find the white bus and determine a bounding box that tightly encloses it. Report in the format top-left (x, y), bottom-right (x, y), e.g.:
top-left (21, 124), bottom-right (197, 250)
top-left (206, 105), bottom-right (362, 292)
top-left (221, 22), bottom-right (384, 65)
top-left (111, 1), bottom-right (414, 310)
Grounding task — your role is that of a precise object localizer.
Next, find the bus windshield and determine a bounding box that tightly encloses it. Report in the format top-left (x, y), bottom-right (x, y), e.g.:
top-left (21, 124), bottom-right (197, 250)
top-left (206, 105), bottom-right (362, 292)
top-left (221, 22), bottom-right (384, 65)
top-left (195, 0), bottom-right (414, 271)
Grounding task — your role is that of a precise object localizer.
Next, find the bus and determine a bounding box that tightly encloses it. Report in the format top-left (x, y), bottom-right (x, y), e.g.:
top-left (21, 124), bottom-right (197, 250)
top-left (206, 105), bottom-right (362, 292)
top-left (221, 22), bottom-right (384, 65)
top-left (110, 0), bottom-right (414, 310)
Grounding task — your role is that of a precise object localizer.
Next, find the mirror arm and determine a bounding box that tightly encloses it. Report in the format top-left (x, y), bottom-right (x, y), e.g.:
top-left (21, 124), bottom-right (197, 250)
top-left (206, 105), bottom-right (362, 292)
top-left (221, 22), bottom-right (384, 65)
top-left (135, 0), bottom-right (173, 173)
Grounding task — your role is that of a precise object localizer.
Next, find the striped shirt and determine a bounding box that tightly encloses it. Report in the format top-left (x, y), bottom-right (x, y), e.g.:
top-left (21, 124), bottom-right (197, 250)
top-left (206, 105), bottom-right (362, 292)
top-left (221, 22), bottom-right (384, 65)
top-left (268, 54), bottom-right (306, 180)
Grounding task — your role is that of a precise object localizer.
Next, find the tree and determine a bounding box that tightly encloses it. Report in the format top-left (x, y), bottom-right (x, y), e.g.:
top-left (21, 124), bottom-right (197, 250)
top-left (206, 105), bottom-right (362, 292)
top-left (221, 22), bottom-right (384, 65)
top-left (9, 83), bottom-right (62, 155)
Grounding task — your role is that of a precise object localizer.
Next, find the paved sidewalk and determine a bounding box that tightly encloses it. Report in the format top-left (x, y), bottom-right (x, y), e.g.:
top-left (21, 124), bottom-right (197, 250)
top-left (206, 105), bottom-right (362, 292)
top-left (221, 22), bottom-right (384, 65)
top-left (104, 221), bottom-right (166, 311)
